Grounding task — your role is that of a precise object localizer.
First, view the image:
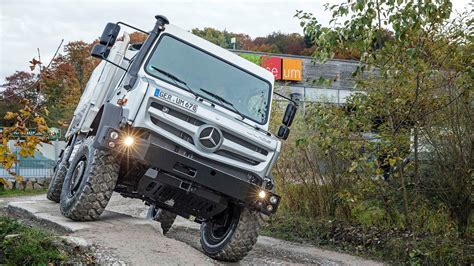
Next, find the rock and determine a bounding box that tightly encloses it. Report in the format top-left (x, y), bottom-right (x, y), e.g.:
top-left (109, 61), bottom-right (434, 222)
top-left (37, 178), bottom-right (46, 186)
top-left (33, 183), bottom-right (43, 190)
top-left (25, 181), bottom-right (33, 190)
top-left (60, 236), bottom-right (92, 249)
top-left (3, 180), bottom-right (13, 190)
top-left (4, 234), bottom-right (20, 240)
top-left (16, 181), bottom-right (25, 190)
top-left (29, 177), bottom-right (37, 183)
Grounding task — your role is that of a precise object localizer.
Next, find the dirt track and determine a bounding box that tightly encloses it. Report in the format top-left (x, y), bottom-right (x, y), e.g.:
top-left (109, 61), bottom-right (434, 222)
top-left (1, 193), bottom-right (383, 265)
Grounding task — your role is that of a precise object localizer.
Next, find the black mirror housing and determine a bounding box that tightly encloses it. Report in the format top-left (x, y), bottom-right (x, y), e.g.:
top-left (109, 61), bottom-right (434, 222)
top-left (282, 103), bottom-right (297, 127)
top-left (91, 44), bottom-right (110, 59)
top-left (277, 125), bottom-right (290, 140)
top-left (100, 23), bottom-right (121, 47)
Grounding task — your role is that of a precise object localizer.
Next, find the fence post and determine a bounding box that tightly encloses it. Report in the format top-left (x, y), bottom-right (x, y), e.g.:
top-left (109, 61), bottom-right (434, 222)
top-left (14, 141), bottom-right (20, 177)
top-left (54, 139), bottom-right (59, 162)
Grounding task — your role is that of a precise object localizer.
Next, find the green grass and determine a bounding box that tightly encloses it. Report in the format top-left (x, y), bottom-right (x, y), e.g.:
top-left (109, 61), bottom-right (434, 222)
top-left (0, 188), bottom-right (47, 198)
top-left (0, 216), bottom-right (68, 265)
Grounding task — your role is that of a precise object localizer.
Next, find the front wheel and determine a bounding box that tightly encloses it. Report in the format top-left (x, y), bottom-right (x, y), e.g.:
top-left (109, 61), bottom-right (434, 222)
top-left (200, 206), bottom-right (260, 262)
top-left (60, 137), bottom-right (119, 221)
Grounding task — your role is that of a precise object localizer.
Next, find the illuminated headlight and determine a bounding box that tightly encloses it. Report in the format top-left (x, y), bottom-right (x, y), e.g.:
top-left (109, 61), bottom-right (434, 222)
top-left (270, 196), bottom-right (278, 204)
top-left (123, 136), bottom-right (134, 146)
top-left (258, 190), bottom-right (266, 199)
top-left (110, 131), bottom-right (119, 140)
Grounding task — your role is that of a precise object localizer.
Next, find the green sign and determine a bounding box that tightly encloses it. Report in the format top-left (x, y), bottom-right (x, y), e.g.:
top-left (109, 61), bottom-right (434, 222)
top-left (0, 127), bottom-right (61, 141)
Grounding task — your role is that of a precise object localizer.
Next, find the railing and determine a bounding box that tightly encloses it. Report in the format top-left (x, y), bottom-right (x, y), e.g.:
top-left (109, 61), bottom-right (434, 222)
top-left (0, 159), bottom-right (55, 180)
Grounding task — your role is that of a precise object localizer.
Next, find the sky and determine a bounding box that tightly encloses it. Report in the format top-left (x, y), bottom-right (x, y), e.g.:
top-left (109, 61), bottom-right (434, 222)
top-left (0, 0), bottom-right (471, 83)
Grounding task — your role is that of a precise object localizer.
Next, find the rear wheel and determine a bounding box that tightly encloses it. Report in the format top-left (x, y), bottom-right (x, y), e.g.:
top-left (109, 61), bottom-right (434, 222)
top-left (60, 137), bottom-right (119, 221)
top-left (47, 146), bottom-right (70, 203)
top-left (200, 206), bottom-right (260, 262)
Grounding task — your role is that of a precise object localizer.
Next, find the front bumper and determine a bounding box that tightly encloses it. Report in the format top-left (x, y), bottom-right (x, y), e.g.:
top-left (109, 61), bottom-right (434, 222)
top-left (95, 126), bottom-right (280, 217)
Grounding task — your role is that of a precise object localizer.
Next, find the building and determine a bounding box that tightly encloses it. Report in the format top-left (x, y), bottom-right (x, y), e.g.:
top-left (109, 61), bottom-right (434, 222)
top-left (234, 50), bottom-right (363, 105)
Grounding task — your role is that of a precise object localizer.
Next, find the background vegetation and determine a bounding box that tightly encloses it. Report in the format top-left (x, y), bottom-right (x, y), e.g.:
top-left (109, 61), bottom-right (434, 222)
top-left (264, 0), bottom-right (472, 264)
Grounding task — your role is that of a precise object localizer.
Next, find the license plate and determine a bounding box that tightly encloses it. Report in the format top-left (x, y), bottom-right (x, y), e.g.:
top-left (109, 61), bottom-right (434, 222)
top-left (154, 88), bottom-right (198, 113)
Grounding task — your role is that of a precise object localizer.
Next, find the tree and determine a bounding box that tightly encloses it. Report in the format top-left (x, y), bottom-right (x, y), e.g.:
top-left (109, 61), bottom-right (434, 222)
top-left (1, 60), bottom-right (50, 185)
top-left (64, 41), bottom-right (98, 93)
top-left (295, 0), bottom-right (472, 236)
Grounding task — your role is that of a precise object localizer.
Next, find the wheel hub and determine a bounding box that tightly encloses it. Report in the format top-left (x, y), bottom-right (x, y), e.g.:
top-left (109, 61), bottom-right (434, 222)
top-left (69, 158), bottom-right (86, 196)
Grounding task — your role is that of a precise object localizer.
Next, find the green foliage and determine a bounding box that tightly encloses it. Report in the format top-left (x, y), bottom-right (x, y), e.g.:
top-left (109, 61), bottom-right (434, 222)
top-left (269, 1), bottom-right (471, 262)
top-left (288, 0), bottom-right (472, 237)
top-left (0, 217), bottom-right (67, 265)
top-left (261, 213), bottom-right (473, 264)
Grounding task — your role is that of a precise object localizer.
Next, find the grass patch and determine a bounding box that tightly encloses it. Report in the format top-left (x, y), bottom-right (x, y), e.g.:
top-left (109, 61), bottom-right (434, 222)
top-left (0, 188), bottom-right (47, 198)
top-left (0, 216), bottom-right (67, 265)
top-left (261, 213), bottom-right (473, 264)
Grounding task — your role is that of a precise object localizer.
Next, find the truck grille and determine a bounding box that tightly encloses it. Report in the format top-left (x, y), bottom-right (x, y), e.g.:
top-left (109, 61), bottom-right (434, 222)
top-left (148, 102), bottom-right (269, 166)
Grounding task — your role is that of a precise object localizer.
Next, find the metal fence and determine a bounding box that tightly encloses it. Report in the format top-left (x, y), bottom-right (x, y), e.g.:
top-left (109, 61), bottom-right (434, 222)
top-left (0, 159), bottom-right (55, 180)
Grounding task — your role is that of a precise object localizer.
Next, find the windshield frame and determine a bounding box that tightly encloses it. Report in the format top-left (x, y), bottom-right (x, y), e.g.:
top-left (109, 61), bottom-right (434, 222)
top-left (143, 33), bottom-right (272, 125)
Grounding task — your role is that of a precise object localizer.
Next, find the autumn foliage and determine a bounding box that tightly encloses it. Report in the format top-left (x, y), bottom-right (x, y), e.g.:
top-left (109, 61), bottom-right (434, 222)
top-left (0, 41), bottom-right (99, 179)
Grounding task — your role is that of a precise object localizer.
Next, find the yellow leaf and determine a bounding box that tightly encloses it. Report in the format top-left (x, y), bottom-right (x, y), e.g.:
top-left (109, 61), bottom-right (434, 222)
top-left (389, 158), bottom-right (396, 167)
top-left (4, 112), bottom-right (15, 120)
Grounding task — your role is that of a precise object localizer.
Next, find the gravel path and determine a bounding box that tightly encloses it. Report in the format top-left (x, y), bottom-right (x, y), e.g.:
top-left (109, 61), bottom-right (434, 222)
top-left (1, 193), bottom-right (383, 265)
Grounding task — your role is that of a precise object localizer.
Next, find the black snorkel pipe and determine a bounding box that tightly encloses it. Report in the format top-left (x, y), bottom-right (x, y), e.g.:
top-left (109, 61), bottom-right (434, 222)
top-left (123, 15), bottom-right (169, 90)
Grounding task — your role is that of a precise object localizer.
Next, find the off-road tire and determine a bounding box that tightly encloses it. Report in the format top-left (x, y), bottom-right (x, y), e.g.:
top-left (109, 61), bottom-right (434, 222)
top-left (46, 161), bottom-right (68, 203)
top-left (200, 207), bottom-right (260, 262)
top-left (47, 146), bottom-right (71, 203)
top-left (60, 137), bottom-right (119, 221)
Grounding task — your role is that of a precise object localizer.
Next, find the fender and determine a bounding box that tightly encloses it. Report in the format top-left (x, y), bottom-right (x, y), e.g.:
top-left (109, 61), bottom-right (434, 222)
top-left (92, 103), bottom-right (123, 149)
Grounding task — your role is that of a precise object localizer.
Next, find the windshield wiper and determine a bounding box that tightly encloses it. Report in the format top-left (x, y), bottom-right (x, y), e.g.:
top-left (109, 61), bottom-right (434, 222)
top-left (199, 88), bottom-right (245, 120)
top-left (150, 65), bottom-right (198, 98)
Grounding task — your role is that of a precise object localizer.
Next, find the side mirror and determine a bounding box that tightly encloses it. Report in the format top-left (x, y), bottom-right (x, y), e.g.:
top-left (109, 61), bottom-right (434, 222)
top-left (277, 125), bottom-right (290, 140)
top-left (91, 44), bottom-right (110, 59)
top-left (282, 103), bottom-right (297, 127)
top-left (100, 23), bottom-right (121, 47)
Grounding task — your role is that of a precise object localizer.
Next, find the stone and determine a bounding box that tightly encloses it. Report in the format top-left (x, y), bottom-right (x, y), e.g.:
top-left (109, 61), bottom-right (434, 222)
top-left (37, 178), bottom-right (46, 186)
top-left (16, 181), bottom-right (25, 190)
top-left (60, 236), bottom-right (92, 248)
top-left (4, 234), bottom-right (20, 240)
top-left (25, 181), bottom-right (33, 190)
top-left (33, 183), bottom-right (43, 190)
top-left (29, 177), bottom-right (37, 183)
top-left (3, 180), bottom-right (13, 190)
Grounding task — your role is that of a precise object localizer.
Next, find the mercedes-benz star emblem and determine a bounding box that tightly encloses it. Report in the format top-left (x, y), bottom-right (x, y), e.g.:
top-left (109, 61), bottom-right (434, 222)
top-left (197, 125), bottom-right (223, 151)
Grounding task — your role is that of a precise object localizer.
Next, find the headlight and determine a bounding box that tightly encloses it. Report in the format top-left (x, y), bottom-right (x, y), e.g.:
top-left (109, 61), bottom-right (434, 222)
top-left (123, 136), bottom-right (134, 146)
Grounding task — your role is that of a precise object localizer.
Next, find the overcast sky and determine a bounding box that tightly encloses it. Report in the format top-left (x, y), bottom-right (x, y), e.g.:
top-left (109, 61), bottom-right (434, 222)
top-left (0, 0), bottom-right (470, 83)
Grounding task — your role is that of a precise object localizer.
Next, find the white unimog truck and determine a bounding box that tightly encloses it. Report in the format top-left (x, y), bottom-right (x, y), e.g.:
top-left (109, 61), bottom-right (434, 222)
top-left (47, 15), bottom-right (297, 261)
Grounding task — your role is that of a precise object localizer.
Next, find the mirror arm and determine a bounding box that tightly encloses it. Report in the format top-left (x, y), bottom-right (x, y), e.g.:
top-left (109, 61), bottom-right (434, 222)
top-left (117, 21), bottom-right (149, 35)
top-left (273, 91), bottom-right (299, 105)
top-left (102, 57), bottom-right (128, 71)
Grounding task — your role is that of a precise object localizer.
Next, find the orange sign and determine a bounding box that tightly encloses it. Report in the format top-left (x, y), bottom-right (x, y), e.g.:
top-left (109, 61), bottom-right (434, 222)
top-left (282, 58), bottom-right (302, 81)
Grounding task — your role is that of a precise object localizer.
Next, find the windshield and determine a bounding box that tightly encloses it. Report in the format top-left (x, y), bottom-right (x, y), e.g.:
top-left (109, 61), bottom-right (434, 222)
top-left (145, 35), bottom-right (271, 124)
